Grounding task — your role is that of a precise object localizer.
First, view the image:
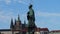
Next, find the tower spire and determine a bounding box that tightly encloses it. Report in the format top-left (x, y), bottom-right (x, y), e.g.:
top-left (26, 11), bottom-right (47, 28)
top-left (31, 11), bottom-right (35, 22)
top-left (23, 20), bottom-right (26, 28)
top-left (24, 20), bottom-right (26, 25)
top-left (15, 19), bottom-right (16, 25)
top-left (10, 18), bottom-right (14, 29)
top-left (18, 14), bottom-right (20, 21)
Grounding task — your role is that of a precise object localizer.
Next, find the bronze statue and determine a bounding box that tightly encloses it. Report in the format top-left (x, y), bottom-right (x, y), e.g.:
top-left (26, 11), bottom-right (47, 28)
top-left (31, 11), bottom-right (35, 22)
top-left (27, 4), bottom-right (36, 34)
top-left (27, 5), bottom-right (35, 25)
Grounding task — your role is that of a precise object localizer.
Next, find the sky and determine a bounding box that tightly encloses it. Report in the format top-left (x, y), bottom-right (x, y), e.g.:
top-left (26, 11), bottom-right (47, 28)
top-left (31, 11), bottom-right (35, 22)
top-left (0, 0), bottom-right (60, 31)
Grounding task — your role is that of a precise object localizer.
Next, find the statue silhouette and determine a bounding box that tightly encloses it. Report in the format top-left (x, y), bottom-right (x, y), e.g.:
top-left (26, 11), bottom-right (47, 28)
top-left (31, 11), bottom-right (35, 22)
top-left (27, 5), bottom-right (35, 24)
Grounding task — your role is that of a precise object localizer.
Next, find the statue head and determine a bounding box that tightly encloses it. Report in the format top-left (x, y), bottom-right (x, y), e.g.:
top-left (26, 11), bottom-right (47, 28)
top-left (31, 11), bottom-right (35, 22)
top-left (29, 4), bottom-right (33, 9)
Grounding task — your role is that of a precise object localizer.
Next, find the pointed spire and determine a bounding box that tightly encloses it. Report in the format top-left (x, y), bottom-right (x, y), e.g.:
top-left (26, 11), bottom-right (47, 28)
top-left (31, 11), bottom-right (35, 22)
top-left (18, 14), bottom-right (20, 21)
top-left (24, 20), bottom-right (26, 27)
top-left (15, 19), bottom-right (16, 25)
top-left (10, 18), bottom-right (14, 29)
top-left (24, 20), bottom-right (26, 24)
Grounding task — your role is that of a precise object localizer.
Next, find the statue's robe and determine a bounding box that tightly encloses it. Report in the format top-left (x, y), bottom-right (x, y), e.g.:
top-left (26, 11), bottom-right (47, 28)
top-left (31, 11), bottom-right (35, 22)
top-left (27, 9), bottom-right (35, 22)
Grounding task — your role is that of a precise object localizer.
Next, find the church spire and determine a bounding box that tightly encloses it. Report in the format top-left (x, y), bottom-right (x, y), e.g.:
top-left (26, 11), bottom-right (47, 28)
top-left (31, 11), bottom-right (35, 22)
top-left (24, 20), bottom-right (26, 25)
top-left (18, 14), bottom-right (20, 22)
top-left (24, 20), bottom-right (26, 24)
top-left (14, 19), bottom-right (16, 25)
top-left (10, 18), bottom-right (14, 29)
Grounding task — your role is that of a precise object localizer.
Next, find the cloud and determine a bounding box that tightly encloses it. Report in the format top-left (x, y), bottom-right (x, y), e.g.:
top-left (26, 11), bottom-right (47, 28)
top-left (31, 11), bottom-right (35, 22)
top-left (0, 11), bottom-right (13, 29)
top-left (13, 0), bottom-right (17, 2)
top-left (18, 0), bottom-right (28, 5)
top-left (36, 11), bottom-right (60, 17)
top-left (35, 11), bottom-right (60, 30)
top-left (4, 0), bottom-right (11, 5)
top-left (0, 0), bottom-right (3, 1)
top-left (0, 11), bottom-right (16, 23)
top-left (3, 0), bottom-right (28, 5)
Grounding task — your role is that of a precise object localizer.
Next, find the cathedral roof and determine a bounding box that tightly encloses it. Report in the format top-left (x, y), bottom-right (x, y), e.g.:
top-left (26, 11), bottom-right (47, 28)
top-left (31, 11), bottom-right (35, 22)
top-left (0, 29), bottom-right (11, 31)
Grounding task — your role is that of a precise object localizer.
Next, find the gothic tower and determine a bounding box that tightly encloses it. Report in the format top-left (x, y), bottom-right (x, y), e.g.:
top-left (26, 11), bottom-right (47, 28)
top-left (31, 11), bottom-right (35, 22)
top-left (14, 14), bottom-right (22, 30)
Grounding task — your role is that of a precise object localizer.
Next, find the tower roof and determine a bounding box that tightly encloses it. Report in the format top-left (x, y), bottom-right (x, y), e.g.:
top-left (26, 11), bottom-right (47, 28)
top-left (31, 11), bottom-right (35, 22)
top-left (16, 14), bottom-right (21, 22)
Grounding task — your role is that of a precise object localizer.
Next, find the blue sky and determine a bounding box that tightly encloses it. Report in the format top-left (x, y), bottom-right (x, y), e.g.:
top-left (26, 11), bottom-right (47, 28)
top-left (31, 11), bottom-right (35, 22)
top-left (0, 0), bottom-right (60, 31)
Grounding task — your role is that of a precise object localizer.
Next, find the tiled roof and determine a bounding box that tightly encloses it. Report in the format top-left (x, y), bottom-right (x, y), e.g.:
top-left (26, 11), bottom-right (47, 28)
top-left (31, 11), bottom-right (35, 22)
top-left (35, 28), bottom-right (49, 32)
top-left (40, 28), bottom-right (49, 31)
top-left (50, 30), bottom-right (60, 32)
